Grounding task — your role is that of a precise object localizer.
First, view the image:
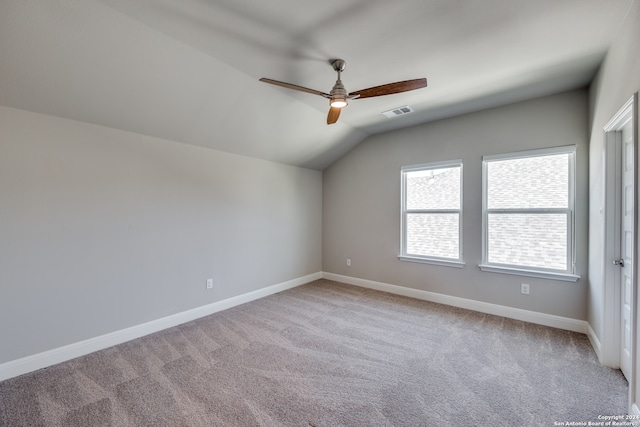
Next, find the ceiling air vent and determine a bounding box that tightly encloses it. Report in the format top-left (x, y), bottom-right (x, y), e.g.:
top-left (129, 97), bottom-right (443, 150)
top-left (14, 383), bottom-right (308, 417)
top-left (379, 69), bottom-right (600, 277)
top-left (382, 105), bottom-right (414, 118)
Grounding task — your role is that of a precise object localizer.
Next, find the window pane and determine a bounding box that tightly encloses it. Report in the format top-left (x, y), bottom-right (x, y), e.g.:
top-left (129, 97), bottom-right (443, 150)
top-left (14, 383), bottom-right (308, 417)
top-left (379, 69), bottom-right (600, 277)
top-left (406, 213), bottom-right (459, 259)
top-left (487, 154), bottom-right (568, 209)
top-left (406, 166), bottom-right (460, 210)
top-left (487, 213), bottom-right (567, 270)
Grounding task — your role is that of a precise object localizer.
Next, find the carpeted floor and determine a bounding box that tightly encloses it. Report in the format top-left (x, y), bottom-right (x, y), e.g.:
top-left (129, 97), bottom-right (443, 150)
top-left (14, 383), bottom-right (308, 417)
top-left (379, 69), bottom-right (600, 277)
top-left (0, 279), bottom-right (628, 426)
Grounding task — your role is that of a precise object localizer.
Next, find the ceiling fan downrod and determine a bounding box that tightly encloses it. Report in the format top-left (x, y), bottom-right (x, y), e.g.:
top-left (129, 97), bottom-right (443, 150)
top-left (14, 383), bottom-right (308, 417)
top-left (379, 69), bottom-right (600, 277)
top-left (329, 59), bottom-right (349, 108)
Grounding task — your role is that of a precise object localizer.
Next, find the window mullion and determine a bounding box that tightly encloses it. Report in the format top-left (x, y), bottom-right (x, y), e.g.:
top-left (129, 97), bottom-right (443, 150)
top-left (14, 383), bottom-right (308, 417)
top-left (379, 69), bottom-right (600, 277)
top-left (405, 209), bottom-right (461, 215)
top-left (487, 208), bottom-right (571, 215)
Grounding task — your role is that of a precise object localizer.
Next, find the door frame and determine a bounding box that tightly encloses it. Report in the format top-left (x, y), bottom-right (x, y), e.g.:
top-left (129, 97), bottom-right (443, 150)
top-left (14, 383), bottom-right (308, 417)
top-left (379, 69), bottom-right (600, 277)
top-left (603, 93), bottom-right (638, 411)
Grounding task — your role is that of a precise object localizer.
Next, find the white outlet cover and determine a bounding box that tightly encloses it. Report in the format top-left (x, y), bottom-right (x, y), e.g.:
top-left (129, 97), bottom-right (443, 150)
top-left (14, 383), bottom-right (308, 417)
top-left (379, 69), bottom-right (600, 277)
top-left (206, 279), bottom-right (213, 289)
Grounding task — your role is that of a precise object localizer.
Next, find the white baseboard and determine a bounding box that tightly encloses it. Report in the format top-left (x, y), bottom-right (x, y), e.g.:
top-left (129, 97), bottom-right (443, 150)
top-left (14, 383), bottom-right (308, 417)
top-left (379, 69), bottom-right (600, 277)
top-left (586, 322), bottom-right (604, 363)
top-left (0, 272), bottom-right (322, 382)
top-left (323, 272), bottom-right (588, 334)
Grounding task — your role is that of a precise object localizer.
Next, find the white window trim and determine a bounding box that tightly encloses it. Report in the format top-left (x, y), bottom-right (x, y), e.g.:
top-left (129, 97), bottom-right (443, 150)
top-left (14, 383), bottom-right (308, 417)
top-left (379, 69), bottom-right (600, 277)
top-left (478, 264), bottom-right (580, 282)
top-left (479, 145), bottom-right (580, 282)
top-left (399, 159), bottom-right (464, 267)
top-left (399, 255), bottom-right (465, 268)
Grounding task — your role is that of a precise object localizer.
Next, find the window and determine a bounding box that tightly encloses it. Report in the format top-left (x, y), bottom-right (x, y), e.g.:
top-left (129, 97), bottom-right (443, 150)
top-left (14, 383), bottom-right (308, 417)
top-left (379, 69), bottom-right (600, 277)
top-left (480, 146), bottom-right (579, 282)
top-left (399, 160), bottom-right (463, 267)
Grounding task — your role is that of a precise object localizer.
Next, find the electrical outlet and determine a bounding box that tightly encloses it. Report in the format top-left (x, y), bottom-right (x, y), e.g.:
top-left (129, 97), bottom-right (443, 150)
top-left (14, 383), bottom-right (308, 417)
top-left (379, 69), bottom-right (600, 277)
top-left (346, 258), bottom-right (351, 267)
top-left (206, 278), bottom-right (213, 290)
top-left (521, 283), bottom-right (530, 295)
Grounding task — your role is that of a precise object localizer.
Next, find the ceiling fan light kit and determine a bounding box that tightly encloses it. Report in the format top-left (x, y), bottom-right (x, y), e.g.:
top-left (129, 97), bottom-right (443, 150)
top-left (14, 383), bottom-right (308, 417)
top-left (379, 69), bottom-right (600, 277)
top-left (330, 99), bottom-right (347, 108)
top-left (260, 59), bottom-right (427, 125)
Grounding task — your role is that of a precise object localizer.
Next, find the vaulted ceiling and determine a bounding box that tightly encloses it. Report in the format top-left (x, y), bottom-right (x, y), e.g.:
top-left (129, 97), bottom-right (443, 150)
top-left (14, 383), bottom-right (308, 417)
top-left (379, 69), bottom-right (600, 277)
top-left (0, 0), bottom-right (634, 169)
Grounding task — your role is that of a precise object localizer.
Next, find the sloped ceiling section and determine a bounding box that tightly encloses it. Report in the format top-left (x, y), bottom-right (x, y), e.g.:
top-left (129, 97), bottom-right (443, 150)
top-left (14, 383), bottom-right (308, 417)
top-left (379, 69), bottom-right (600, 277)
top-left (0, 0), bottom-right (634, 169)
top-left (0, 0), bottom-right (366, 170)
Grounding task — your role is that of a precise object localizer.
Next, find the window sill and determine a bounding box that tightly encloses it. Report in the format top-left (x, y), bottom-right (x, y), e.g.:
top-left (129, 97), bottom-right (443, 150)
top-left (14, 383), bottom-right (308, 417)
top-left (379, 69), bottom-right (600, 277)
top-left (398, 256), bottom-right (465, 269)
top-left (478, 264), bottom-right (580, 282)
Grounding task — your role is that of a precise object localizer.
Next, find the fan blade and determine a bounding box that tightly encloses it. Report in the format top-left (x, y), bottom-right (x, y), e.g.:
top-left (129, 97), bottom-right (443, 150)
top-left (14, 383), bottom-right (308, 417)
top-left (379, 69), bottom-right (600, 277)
top-left (259, 78), bottom-right (329, 97)
top-left (327, 107), bottom-right (341, 125)
top-left (350, 78), bottom-right (427, 99)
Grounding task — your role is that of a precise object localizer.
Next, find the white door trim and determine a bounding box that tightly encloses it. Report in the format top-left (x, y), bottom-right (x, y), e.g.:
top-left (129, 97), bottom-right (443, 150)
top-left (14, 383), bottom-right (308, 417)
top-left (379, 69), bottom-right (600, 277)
top-left (603, 93), bottom-right (638, 410)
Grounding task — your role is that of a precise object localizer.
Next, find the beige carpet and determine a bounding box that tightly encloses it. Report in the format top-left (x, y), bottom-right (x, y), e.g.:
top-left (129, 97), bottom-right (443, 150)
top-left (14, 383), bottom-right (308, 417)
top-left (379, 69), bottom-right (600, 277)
top-left (0, 279), bottom-right (628, 426)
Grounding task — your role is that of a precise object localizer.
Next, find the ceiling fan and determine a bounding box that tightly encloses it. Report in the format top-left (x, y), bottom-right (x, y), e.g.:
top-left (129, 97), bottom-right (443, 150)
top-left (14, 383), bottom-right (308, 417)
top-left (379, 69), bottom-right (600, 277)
top-left (259, 59), bottom-right (427, 125)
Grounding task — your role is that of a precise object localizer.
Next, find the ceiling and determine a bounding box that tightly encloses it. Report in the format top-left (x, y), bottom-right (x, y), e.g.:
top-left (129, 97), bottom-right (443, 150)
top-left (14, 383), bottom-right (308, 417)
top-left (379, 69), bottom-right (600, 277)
top-left (0, 0), bottom-right (634, 170)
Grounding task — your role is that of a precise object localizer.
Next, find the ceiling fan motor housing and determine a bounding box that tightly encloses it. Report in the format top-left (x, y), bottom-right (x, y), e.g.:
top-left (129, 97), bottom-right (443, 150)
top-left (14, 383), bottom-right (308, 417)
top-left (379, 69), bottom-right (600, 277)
top-left (330, 79), bottom-right (348, 106)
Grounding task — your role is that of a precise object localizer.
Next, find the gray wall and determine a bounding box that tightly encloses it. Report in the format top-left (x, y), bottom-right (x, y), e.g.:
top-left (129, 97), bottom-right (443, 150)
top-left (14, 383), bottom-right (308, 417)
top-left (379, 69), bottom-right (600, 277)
top-left (0, 105), bottom-right (322, 364)
top-left (588, 0), bottom-right (640, 347)
top-left (323, 89), bottom-right (589, 320)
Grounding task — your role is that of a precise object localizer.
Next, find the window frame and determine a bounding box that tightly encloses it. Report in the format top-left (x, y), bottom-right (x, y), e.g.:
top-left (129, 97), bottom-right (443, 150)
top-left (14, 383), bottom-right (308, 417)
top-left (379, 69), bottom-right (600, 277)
top-left (479, 145), bottom-right (580, 282)
top-left (399, 159), bottom-right (465, 268)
